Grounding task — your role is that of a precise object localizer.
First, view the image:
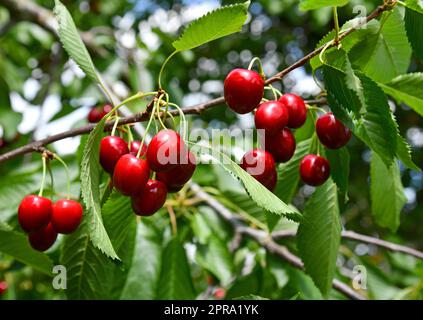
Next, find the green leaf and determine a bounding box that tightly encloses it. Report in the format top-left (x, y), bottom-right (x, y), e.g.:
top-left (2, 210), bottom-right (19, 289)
top-left (199, 146), bottom-right (301, 221)
top-left (53, 0), bottom-right (100, 83)
top-left (297, 179), bottom-right (341, 297)
top-left (299, 0), bottom-right (349, 11)
top-left (370, 153), bottom-right (407, 233)
top-left (349, 8), bottom-right (412, 83)
top-left (396, 134), bottom-right (420, 171)
top-left (326, 148), bottom-right (350, 198)
top-left (172, 1), bottom-right (250, 51)
top-left (274, 138), bottom-right (314, 203)
top-left (0, 228), bottom-right (53, 275)
top-left (157, 238), bottom-right (196, 299)
top-left (120, 221), bottom-right (164, 300)
top-left (405, 0), bottom-right (423, 62)
top-left (233, 295), bottom-right (269, 300)
top-left (324, 65), bottom-right (398, 167)
top-left (196, 236), bottom-right (234, 286)
top-left (379, 73), bottom-right (423, 117)
top-left (61, 193), bottom-right (136, 299)
top-left (80, 118), bottom-right (118, 259)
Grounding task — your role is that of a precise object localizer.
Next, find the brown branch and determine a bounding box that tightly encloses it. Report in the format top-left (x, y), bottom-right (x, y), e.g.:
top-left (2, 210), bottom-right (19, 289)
top-left (190, 183), bottom-right (366, 300)
top-left (0, 1), bottom-right (392, 163)
top-left (272, 230), bottom-right (423, 260)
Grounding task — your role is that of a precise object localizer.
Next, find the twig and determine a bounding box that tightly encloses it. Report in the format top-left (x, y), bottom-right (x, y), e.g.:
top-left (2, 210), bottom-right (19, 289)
top-left (190, 183), bottom-right (366, 300)
top-left (271, 230), bottom-right (423, 260)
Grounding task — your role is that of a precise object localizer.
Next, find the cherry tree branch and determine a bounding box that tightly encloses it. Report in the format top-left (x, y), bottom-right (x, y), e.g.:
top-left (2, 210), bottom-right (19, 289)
top-left (0, 98), bottom-right (325, 163)
top-left (190, 183), bottom-right (366, 300)
top-left (271, 230), bottom-right (423, 259)
top-left (0, 1), bottom-right (392, 164)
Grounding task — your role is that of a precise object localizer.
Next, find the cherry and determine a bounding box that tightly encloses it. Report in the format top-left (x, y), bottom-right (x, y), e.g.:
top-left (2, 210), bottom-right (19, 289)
top-left (28, 223), bottom-right (58, 252)
top-left (113, 154), bottom-right (150, 196)
top-left (146, 129), bottom-right (185, 172)
top-left (18, 195), bottom-right (52, 233)
top-left (279, 93), bottom-right (307, 128)
top-left (99, 136), bottom-right (129, 174)
top-left (0, 281), bottom-right (7, 295)
top-left (130, 140), bottom-right (147, 157)
top-left (263, 128), bottom-right (296, 163)
top-left (240, 149), bottom-right (277, 191)
top-left (300, 154), bottom-right (330, 186)
top-left (131, 179), bottom-right (168, 216)
top-left (316, 112), bottom-right (351, 149)
top-left (214, 288), bottom-right (226, 299)
top-left (254, 101), bottom-right (289, 135)
top-left (156, 151), bottom-right (196, 192)
top-left (51, 199), bottom-right (83, 234)
top-left (266, 169), bottom-right (278, 191)
top-left (88, 104), bottom-right (113, 123)
top-left (224, 69), bottom-right (264, 114)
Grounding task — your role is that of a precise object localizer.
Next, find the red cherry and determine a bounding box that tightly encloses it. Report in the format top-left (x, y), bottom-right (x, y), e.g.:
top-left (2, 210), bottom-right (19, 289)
top-left (51, 199), bottom-right (83, 234)
top-left (146, 129), bottom-right (185, 172)
top-left (254, 101), bottom-right (289, 135)
top-left (28, 223), bottom-right (58, 252)
top-left (131, 179), bottom-right (168, 216)
top-left (316, 112), bottom-right (352, 149)
top-left (130, 140), bottom-right (148, 157)
top-left (300, 154), bottom-right (330, 186)
top-left (113, 154), bottom-right (150, 196)
top-left (240, 149), bottom-right (277, 191)
top-left (18, 195), bottom-right (52, 233)
top-left (214, 288), bottom-right (226, 299)
top-left (265, 169), bottom-right (278, 192)
top-left (0, 281), bottom-right (8, 295)
top-left (156, 151), bottom-right (196, 192)
top-left (88, 104), bottom-right (113, 123)
top-left (224, 68), bottom-right (264, 114)
top-left (99, 136), bottom-right (129, 174)
top-left (279, 93), bottom-right (307, 128)
top-left (263, 128), bottom-right (296, 163)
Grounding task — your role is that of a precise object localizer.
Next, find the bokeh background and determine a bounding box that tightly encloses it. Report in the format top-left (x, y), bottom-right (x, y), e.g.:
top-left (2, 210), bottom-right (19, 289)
top-left (0, 0), bottom-right (422, 299)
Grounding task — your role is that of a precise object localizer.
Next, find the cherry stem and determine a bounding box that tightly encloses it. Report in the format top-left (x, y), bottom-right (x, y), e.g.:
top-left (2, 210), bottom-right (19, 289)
top-left (126, 125), bottom-right (134, 147)
top-left (333, 6), bottom-right (340, 46)
top-left (158, 51), bottom-right (179, 90)
top-left (307, 105), bottom-right (327, 113)
top-left (167, 205), bottom-right (178, 236)
top-left (155, 94), bottom-right (168, 130)
top-left (47, 160), bottom-right (54, 201)
top-left (111, 116), bottom-right (120, 136)
top-left (137, 100), bottom-right (157, 158)
top-left (54, 154), bottom-right (71, 200)
top-left (168, 102), bottom-right (187, 142)
top-left (248, 57), bottom-right (265, 78)
top-left (265, 86), bottom-right (281, 100)
top-left (319, 40), bottom-right (334, 65)
top-left (38, 156), bottom-right (47, 197)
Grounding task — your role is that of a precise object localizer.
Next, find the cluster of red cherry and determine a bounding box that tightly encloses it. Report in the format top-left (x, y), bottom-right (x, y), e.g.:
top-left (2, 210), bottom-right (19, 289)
top-left (224, 68), bottom-right (351, 188)
top-left (18, 195), bottom-right (83, 252)
top-left (98, 129), bottom-right (196, 216)
top-left (0, 281), bottom-right (7, 296)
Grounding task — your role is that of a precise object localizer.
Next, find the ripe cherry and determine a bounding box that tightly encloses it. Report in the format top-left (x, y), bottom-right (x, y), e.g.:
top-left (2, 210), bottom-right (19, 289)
top-left (156, 151), bottom-right (196, 192)
top-left (316, 112), bottom-right (351, 149)
top-left (28, 223), bottom-right (58, 252)
top-left (0, 281), bottom-right (8, 295)
top-left (240, 149), bottom-right (277, 191)
top-left (279, 93), bottom-right (307, 128)
top-left (214, 288), bottom-right (226, 299)
top-left (18, 195), bottom-right (52, 233)
top-left (146, 129), bottom-right (185, 172)
top-left (263, 128), bottom-right (296, 163)
top-left (51, 199), bottom-right (83, 234)
top-left (224, 69), bottom-right (264, 114)
top-left (254, 101), bottom-right (289, 135)
top-left (99, 136), bottom-right (129, 174)
top-left (131, 179), bottom-right (168, 216)
top-left (113, 154), bottom-right (150, 196)
top-left (300, 154), bottom-right (330, 186)
top-left (88, 104), bottom-right (113, 123)
top-left (130, 140), bottom-right (147, 157)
